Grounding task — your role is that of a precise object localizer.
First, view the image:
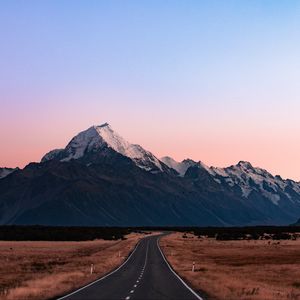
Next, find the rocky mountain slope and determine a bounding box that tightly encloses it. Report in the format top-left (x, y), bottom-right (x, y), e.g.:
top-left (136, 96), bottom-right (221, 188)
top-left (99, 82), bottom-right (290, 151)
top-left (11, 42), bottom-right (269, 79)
top-left (0, 167), bottom-right (18, 179)
top-left (1, 123), bottom-right (300, 226)
top-left (42, 123), bottom-right (169, 173)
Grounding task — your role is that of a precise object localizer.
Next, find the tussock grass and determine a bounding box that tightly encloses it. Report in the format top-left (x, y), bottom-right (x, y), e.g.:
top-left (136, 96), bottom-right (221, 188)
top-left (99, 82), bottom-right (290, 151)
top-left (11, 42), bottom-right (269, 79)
top-left (161, 232), bottom-right (300, 300)
top-left (0, 233), bottom-right (148, 300)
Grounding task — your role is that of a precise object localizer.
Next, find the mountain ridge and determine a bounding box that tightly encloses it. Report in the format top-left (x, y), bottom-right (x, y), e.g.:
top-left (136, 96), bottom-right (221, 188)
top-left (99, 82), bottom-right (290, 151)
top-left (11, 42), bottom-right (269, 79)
top-left (1, 123), bottom-right (300, 226)
top-left (0, 167), bottom-right (19, 179)
top-left (42, 123), bottom-right (169, 173)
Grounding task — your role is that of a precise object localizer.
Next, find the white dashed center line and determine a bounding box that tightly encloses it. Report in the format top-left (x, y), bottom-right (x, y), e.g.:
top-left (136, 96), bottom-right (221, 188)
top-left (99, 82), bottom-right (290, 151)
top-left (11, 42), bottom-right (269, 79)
top-left (124, 241), bottom-right (149, 300)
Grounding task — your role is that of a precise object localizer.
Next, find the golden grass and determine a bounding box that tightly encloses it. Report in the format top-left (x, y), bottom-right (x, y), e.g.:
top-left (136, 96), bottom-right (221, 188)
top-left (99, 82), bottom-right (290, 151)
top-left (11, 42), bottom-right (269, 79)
top-left (160, 233), bottom-right (300, 300)
top-left (0, 232), bottom-right (150, 300)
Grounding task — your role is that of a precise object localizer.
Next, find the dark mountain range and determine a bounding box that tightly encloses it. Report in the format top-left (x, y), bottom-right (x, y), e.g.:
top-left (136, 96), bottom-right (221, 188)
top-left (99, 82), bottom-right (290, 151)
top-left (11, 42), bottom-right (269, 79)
top-left (0, 167), bottom-right (18, 179)
top-left (291, 218), bottom-right (300, 226)
top-left (1, 123), bottom-right (300, 226)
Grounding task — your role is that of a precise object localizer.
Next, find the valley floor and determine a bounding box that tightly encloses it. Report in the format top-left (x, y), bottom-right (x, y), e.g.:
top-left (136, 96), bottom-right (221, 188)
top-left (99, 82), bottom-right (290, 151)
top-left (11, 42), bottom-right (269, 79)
top-left (160, 232), bottom-right (300, 300)
top-left (0, 233), bottom-right (148, 300)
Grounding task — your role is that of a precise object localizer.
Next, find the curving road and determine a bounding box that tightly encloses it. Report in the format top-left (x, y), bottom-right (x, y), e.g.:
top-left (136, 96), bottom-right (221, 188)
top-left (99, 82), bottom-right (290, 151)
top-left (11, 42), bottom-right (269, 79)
top-left (57, 234), bottom-right (203, 300)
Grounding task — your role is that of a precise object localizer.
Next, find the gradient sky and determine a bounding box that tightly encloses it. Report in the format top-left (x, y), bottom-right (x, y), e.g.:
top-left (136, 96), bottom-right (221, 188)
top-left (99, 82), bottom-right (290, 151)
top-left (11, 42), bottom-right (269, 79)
top-left (1, 0), bottom-right (300, 180)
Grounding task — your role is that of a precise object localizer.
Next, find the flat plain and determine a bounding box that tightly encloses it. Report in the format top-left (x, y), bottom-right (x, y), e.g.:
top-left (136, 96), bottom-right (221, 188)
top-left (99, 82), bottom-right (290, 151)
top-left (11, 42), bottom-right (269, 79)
top-left (0, 233), bottom-right (147, 300)
top-left (160, 232), bottom-right (300, 300)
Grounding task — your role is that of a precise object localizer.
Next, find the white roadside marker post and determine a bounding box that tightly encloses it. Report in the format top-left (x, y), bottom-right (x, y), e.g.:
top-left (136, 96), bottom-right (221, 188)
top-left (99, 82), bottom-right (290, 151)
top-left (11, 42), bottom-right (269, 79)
top-left (90, 264), bottom-right (94, 275)
top-left (192, 261), bottom-right (195, 272)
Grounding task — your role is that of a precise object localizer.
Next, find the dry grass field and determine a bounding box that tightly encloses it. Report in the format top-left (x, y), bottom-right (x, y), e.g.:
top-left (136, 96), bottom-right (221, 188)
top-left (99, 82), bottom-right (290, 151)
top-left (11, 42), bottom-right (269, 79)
top-left (0, 232), bottom-right (149, 300)
top-left (160, 232), bottom-right (300, 300)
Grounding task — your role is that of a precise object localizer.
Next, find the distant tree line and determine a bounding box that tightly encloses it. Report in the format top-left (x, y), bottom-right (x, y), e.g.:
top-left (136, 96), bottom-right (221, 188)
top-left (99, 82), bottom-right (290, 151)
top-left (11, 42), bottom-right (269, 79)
top-left (175, 226), bottom-right (300, 240)
top-left (0, 225), bottom-right (299, 241)
top-left (137, 226), bottom-right (300, 240)
top-left (0, 226), bottom-right (133, 241)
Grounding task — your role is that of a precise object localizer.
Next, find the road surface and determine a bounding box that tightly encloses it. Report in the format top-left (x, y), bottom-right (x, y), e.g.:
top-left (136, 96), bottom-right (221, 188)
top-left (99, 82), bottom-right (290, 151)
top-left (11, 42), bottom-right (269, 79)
top-left (58, 233), bottom-right (203, 300)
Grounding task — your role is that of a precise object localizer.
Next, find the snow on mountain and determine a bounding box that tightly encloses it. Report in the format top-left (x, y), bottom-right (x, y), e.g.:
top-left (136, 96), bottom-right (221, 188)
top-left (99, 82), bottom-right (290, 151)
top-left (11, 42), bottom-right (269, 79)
top-left (160, 156), bottom-right (209, 176)
top-left (42, 149), bottom-right (64, 162)
top-left (42, 123), bottom-right (164, 172)
top-left (40, 122), bottom-right (300, 206)
top-left (209, 161), bottom-right (300, 205)
top-left (160, 157), bottom-right (191, 175)
top-left (0, 167), bottom-right (18, 179)
top-left (163, 156), bottom-right (300, 206)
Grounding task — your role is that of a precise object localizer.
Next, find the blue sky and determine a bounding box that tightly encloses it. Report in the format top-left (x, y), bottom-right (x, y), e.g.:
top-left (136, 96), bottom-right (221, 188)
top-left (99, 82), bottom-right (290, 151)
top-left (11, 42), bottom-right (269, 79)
top-left (1, 0), bottom-right (300, 179)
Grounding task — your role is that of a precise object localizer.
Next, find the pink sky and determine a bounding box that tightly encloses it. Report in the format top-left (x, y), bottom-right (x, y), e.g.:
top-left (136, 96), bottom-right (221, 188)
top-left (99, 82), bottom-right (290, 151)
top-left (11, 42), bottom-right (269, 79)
top-left (1, 1), bottom-right (300, 181)
top-left (1, 92), bottom-right (299, 181)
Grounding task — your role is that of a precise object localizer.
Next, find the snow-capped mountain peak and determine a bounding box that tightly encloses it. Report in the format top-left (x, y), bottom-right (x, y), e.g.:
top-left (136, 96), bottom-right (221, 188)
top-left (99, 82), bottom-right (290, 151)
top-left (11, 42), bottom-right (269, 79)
top-left (42, 123), bottom-right (164, 172)
top-left (40, 123), bottom-right (300, 207)
top-left (209, 161), bottom-right (300, 206)
top-left (160, 156), bottom-right (207, 176)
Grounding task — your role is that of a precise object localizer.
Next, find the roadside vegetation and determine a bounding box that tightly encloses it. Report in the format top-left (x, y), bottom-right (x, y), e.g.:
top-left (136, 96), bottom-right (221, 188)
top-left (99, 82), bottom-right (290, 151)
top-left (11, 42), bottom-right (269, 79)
top-left (161, 231), bottom-right (300, 300)
top-left (2, 225), bottom-right (300, 300)
top-left (0, 231), bottom-right (150, 300)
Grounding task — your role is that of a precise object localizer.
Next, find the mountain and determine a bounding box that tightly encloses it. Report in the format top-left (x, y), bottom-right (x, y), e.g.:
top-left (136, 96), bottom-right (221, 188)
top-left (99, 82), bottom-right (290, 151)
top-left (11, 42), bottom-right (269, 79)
top-left (164, 157), bottom-right (300, 223)
top-left (160, 157), bottom-right (199, 176)
top-left (291, 218), bottom-right (300, 226)
top-left (164, 157), bottom-right (300, 208)
top-left (0, 167), bottom-right (18, 179)
top-left (208, 161), bottom-right (300, 206)
top-left (42, 123), bottom-right (169, 173)
top-left (1, 123), bottom-right (300, 226)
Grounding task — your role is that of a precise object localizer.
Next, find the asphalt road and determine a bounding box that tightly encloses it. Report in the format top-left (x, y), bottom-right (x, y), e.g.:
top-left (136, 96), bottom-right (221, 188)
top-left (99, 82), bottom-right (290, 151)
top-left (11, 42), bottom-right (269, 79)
top-left (58, 234), bottom-right (203, 300)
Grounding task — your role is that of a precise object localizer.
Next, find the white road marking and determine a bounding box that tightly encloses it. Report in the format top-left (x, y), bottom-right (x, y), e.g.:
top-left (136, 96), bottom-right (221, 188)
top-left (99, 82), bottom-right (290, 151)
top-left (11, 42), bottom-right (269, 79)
top-left (57, 238), bottom-right (144, 300)
top-left (157, 236), bottom-right (204, 300)
top-left (124, 241), bottom-right (149, 300)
